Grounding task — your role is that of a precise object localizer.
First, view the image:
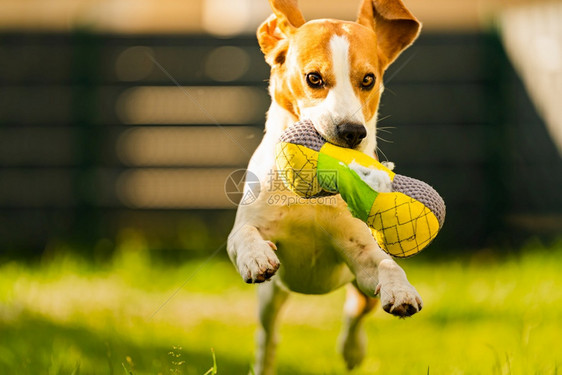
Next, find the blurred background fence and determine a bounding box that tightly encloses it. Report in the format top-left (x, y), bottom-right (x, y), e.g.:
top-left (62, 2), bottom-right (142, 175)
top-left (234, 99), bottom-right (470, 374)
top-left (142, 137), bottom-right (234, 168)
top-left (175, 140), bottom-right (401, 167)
top-left (0, 11), bottom-right (561, 258)
top-left (0, 32), bottom-right (271, 257)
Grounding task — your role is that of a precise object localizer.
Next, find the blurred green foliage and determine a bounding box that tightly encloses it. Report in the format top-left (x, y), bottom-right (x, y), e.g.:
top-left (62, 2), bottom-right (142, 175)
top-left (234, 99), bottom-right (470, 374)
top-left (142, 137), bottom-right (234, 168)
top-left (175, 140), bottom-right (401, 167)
top-left (1, 239), bottom-right (561, 374)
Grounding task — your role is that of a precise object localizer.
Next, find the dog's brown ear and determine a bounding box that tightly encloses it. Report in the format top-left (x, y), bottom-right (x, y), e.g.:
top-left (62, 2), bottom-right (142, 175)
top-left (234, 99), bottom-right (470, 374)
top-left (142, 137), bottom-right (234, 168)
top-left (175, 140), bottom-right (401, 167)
top-left (357, 0), bottom-right (421, 69)
top-left (257, 0), bottom-right (305, 66)
top-left (269, 0), bottom-right (305, 35)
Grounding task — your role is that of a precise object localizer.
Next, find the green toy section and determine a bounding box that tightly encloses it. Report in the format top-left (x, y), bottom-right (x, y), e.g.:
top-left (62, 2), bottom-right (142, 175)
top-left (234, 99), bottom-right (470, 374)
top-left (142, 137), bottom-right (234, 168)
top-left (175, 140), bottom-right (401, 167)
top-left (317, 152), bottom-right (379, 222)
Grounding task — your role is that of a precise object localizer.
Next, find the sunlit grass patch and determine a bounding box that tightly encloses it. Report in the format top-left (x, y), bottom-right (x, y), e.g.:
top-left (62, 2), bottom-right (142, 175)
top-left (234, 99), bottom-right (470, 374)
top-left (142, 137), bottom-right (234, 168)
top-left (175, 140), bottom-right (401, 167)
top-left (1, 240), bottom-right (561, 374)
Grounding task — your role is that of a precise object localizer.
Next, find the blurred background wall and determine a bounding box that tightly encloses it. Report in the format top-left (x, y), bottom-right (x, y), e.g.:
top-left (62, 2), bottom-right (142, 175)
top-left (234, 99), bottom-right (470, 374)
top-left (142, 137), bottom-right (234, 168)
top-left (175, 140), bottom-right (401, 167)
top-left (0, 0), bottom-right (561, 258)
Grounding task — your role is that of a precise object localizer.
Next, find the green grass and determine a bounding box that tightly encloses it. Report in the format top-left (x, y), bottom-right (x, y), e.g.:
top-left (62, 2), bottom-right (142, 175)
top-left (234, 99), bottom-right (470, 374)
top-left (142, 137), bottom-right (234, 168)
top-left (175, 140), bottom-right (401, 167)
top-left (1, 239), bottom-right (562, 374)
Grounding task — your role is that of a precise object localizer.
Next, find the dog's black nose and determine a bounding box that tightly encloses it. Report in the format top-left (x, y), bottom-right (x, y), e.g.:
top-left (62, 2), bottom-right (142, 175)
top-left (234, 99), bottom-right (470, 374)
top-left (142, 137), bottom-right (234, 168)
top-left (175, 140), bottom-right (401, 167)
top-left (337, 123), bottom-right (367, 148)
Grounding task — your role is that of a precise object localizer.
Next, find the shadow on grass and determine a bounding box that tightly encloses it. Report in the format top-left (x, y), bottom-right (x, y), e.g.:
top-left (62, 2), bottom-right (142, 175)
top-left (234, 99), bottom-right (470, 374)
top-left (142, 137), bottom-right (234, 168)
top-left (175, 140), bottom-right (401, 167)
top-left (0, 314), bottom-right (196, 374)
top-left (0, 311), bottom-right (317, 375)
top-left (0, 313), bottom-right (223, 374)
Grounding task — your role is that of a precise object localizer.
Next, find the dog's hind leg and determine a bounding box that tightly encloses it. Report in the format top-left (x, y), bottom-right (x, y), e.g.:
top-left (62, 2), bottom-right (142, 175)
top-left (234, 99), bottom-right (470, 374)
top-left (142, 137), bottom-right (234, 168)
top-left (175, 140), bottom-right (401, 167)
top-left (254, 279), bottom-right (289, 375)
top-left (338, 282), bottom-right (379, 370)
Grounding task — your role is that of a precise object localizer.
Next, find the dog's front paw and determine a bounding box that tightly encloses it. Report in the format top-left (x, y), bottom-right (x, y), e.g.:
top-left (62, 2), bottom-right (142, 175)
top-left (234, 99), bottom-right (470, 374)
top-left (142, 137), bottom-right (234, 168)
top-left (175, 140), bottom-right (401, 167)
top-left (376, 281), bottom-right (422, 317)
top-left (236, 240), bottom-right (280, 283)
top-left (375, 260), bottom-right (423, 317)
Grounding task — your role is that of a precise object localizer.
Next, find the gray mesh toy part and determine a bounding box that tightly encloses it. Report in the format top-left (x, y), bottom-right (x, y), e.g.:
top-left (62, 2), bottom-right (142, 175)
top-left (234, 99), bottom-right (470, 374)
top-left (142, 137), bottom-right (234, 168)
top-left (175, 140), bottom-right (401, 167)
top-left (392, 174), bottom-right (446, 228)
top-left (279, 120), bottom-right (325, 152)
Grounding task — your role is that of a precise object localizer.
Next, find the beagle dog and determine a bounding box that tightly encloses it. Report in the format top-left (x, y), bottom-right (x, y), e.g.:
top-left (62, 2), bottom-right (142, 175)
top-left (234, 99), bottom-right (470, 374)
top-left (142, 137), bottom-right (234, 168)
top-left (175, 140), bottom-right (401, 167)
top-left (227, 0), bottom-right (422, 372)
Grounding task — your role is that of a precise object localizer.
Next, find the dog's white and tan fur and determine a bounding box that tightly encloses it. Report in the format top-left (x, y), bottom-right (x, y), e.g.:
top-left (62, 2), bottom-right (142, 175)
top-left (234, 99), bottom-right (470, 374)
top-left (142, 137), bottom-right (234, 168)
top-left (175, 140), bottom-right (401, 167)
top-left (227, 0), bottom-right (422, 372)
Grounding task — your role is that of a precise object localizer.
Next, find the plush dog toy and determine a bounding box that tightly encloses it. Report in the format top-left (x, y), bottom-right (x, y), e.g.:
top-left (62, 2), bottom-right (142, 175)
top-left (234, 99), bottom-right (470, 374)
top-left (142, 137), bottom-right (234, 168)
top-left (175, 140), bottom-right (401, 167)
top-left (275, 120), bottom-right (446, 258)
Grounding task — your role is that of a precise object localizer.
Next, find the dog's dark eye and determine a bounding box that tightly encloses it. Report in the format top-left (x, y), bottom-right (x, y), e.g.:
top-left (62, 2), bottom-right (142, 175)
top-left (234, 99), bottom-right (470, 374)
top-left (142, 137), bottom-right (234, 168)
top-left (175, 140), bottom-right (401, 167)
top-left (306, 72), bottom-right (324, 88)
top-left (361, 74), bottom-right (375, 90)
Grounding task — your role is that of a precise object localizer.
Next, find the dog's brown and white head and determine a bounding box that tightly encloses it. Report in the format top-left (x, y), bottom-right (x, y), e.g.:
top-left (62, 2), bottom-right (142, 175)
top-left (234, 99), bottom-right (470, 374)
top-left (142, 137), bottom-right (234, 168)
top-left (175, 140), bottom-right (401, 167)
top-left (258, 0), bottom-right (420, 152)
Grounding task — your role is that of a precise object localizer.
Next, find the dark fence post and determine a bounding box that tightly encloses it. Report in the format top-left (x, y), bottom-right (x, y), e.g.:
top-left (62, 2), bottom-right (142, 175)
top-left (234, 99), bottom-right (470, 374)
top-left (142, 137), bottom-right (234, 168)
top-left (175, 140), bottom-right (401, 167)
top-left (70, 30), bottom-right (102, 247)
top-left (482, 30), bottom-right (511, 246)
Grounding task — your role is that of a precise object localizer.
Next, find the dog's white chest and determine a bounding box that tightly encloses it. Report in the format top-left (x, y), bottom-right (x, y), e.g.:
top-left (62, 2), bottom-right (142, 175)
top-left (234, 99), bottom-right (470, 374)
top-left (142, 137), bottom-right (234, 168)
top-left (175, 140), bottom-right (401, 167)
top-left (253, 194), bottom-right (357, 294)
